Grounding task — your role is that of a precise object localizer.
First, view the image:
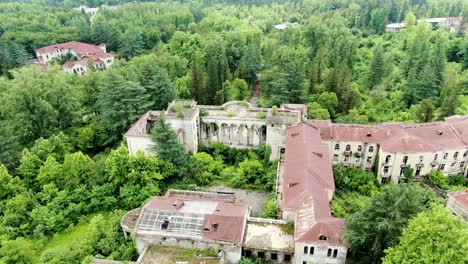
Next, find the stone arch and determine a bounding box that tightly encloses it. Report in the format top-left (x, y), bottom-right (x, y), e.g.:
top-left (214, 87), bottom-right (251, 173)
top-left (238, 124), bottom-right (249, 145)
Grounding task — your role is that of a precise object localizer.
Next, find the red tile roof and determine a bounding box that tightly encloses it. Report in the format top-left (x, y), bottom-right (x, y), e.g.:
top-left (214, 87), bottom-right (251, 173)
top-left (308, 115), bottom-right (468, 153)
top-left (36, 41), bottom-right (104, 54)
top-left (145, 190), bottom-right (248, 246)
top-left (282, 123), bottom-right (344, 244)
top-left (448, 190), bottom-right (468, 208)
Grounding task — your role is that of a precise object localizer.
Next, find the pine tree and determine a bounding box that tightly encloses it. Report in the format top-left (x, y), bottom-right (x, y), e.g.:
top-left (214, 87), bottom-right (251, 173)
top-left (416, 99), bottom-right (435, 123)
top-left (150, 114), bottom-right (188, 167)
top-left (430, 34), bottom-right (447, 88)
top-left (205, 40), bottom-right (229, 104)
top-left (145, 67), bottom-right (176, 110)
top-left (245, 42), bottom-right (261, 84)
top-left (97, 71), bottom-right (151, 145)
top-left (367, 46), bottom-right (385, 88)
top-left (0, 123), bottom-right (19, 170)
top-left (190, 51), bottom-right (205, 103)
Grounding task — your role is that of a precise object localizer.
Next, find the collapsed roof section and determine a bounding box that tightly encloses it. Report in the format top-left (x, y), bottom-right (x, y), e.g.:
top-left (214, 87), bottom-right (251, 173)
top-left (134, 190), bottom-right (249, 246)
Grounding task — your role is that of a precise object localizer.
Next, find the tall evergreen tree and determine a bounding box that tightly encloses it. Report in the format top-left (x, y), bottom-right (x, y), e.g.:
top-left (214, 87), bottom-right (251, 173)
top-left (205, 40), bottom-right (229, 104)
top-left (416, 99), bottom-right (435, 122)
top-left (345, 184), bottom-right (438, 264)
top-left (190, 51), bottom-right (205, 103)
top-left (150, 114), bottom-right (188, 167)
top-left (0, 123), bottom-right (19, 171)
top-left (97, 71), bottom-right (151, 145)
top-left (145, 67), bottom-right (176, 110)
top-left (367, 46), bottom-right (386, 88)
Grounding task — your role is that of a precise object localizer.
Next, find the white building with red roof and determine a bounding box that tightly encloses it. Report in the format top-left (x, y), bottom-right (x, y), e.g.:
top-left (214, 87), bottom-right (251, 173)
top-left (446, 190), bottom-right (468, 221)
top-left (278, 123), bottom-right (347, 264)
top-left (309, 115), bottom-right (468, 184)
top-left (34, 41), bottom-right (114, 74)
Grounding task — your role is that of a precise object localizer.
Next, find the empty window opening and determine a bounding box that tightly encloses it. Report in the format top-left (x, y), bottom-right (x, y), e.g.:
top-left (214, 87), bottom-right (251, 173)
top-left (271, 252), bottom-right (277, 260)
top-left (257, 252), bottom-right (265, 259)
top-left (319, 235), bottom-right (327, 240)
top-left (161, 220), bottom-right (169, 230)
top-left (284, 254), bottom-right (291, 262)
top-left (385, 155), bottom-right (391, 163)
top-left (309, 247), bottom-right (314, 255)
top-left (333, 249), bottom-right (338, 258)
top-left (244, 250), bottom-right (252, 258)
top-left (304, 246), bottom-right (308, 254)
top-left (327, 248), bottom-right (332, 257)
top-left (345, 145), bottom-right (351, 151)
top-left (403, 156), bottom-right (408, 164)
top-left (212, 223), bottom-right (218, 231)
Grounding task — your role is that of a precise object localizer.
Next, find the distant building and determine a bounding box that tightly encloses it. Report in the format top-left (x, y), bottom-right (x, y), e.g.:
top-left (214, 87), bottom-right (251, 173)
top-left (385, 17), bottom-right (464, 33)
top-left (446, 190), bottom-right (468, 221)
top-left (34, 41), bottom-right (115, 74)
top-left (274, 22), bottom-right (302, 30)
top-left (385, 22), bottom-right (406, 32)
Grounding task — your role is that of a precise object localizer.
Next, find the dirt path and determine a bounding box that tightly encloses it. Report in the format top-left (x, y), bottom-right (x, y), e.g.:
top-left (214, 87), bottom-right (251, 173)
top-left (205, 185), bottom-right (268, 216)
top-left (249, 79), bottom-right (261, 107)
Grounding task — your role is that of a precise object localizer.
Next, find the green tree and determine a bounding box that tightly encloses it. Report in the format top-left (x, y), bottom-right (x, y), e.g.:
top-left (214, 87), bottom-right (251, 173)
top-left (307, 102), bottom-right (330, 120)
top-left (382, 205), bottom-right (468, 264)
top-left (119, 28), bottom-right (144, 59)
top-left (332, 165), bottom-right (378, 196)
top-left (0, 238), bottom-right (35, 264)
top-left (416, 99), bottom-right (435, 122)
top-left (97, 71), bottom-right (151, 145)
top-left (149, 114), bottom-right (188, 167)
top-left (345, 184), bottom-right (439, 264)
top-left (144, 67), bottom-right (176, 110)
top-left (190, 50), bottom-right (205, 103)
top-left (367, 46), bottom-right (386, 88)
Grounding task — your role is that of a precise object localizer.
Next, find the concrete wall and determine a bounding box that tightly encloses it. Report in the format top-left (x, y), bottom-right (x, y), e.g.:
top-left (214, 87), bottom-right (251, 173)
top-left (294, 242), bottom-right (347, 264)
top-left (242, 247), bottom-right (293, 263)
top-left (266, 124), bottom-right (287, 160)
top-left (134, 234), bottom-right (241, 263)
top-left (126, 136), bottom-right (153, 155)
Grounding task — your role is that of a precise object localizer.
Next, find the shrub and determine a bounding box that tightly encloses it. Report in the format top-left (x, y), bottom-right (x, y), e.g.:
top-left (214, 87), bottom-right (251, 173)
top-left (256, 112), bottom-right (266, 119)
top-left (426, 170), bottom-right (448, 187)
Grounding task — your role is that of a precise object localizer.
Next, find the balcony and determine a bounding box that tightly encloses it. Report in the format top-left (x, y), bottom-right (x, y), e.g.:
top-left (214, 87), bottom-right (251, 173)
top-left (354, 152), bottom-right (362, 158)
top-left (344, 150), bottom-right (352, 156)
top-left (400, 163), bottom-right (409, 168)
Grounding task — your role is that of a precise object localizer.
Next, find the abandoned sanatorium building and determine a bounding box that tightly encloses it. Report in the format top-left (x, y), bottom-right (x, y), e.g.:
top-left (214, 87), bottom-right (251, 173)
top-left (125, 100), bottom-right (468, 183)
top-left (122, 100), bottom-right (468, 264)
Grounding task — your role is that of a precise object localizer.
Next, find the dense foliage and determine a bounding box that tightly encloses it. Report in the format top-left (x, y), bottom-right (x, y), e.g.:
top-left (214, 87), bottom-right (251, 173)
top-left (0, 0), bottom-right (467, 263)
top-left (344, 183), bottom-right (441, 264)
top-left (382, 205), bottom-right (468, 264)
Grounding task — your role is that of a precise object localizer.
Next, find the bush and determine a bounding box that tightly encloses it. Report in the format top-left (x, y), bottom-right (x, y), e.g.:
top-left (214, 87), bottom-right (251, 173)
top-left (259, 195), bottom-right (279, 218)
top-left (256, 112), bottom-right (266, 119)
top-left (332, 165), bottom-right (379, 196)
top-left (447, 174), bottom-right (467, 187)
top-left (426, 170), bottom-right (448, 187)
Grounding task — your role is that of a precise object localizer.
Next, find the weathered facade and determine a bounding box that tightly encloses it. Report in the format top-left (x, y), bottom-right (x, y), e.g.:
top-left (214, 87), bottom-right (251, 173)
top-left (125, 100), bottom-right (304, 160)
